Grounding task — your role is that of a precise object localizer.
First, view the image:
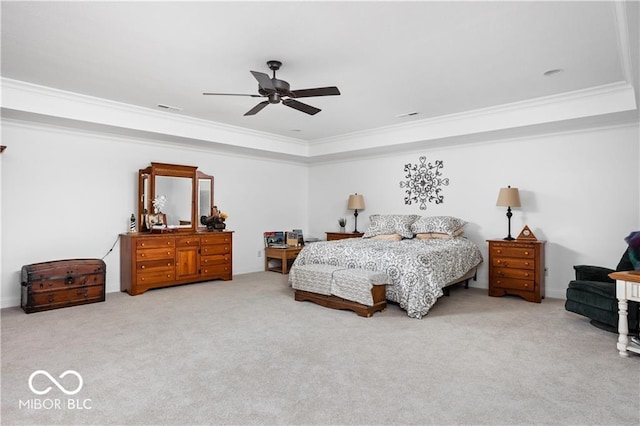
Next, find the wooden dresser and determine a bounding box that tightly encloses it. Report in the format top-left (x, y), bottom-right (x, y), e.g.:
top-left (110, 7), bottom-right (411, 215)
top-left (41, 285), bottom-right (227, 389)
top-left (487, 239), bottom-right (545, 303)
top-left (120, 231), bottom-right (232, 295)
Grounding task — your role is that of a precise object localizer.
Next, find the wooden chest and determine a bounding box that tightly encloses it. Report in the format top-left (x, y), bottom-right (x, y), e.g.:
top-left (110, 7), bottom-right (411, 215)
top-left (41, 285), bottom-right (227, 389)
top-left (21, 259), bottom-right (106, 313)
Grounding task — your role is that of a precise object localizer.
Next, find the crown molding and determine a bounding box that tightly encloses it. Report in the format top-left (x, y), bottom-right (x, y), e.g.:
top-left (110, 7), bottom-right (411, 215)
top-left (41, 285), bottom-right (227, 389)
top-left (309, 81), bottom-right (638, 157)
top-left (1, 77), bottom-right (637, 161)
top-left (0, 77), bottom-right (310, 157)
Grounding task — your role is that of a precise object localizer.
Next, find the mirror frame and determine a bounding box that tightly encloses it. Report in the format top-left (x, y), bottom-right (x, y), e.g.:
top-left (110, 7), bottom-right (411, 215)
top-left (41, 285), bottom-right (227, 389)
top-left (138, 162), bottom-right (213, 233)
top-left (196, 170), bottom-right (214, 231)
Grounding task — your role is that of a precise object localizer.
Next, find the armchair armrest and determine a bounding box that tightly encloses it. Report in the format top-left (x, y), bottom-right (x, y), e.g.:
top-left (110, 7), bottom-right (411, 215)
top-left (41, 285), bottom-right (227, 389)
top-left (573, 265), bottom-right (615, 283)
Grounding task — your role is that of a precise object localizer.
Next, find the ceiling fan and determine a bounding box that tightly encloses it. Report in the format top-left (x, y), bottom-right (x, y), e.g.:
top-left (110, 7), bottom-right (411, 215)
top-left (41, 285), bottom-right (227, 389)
top-left (203, 60), bottom-right (340, 116)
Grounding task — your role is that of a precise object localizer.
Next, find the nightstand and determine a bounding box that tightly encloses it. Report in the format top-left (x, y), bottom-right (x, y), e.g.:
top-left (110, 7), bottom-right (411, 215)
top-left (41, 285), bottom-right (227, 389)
top-left (326, 232), bottom-right (364, 241)
top-left (487, 239), bottom-right (545, 303)
top-left (264, 247), bottom-right (302, 274)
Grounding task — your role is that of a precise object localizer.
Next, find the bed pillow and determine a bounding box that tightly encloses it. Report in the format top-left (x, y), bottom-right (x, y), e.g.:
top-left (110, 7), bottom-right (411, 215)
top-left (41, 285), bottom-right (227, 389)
top-left (411, 216), bottom-right (467, 235)
top-left (370, 233), bottom-right (402, 241)
top-left (415, 228), bottom-right (464, 240)
top-left (363, 214), bottom-right (419, 239)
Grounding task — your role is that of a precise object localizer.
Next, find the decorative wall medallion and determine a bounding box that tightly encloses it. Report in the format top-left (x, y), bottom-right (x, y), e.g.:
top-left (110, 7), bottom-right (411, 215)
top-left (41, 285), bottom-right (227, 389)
top-left (399, 157), bottom-right (449, 210)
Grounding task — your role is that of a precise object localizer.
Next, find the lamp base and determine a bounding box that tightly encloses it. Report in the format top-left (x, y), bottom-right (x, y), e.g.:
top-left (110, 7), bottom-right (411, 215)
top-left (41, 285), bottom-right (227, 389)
top-left (503, 236), bottom-right (515, 241)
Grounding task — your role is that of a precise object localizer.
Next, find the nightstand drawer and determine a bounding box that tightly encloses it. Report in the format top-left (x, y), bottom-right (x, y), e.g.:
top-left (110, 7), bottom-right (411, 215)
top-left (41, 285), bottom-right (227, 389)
top-left (492, 258), bottom-right (535, 269)
top-left (494, 268), bottom-right (535, 280)
top-left (490, 246), bottom-right (535, 258)
top-left (492, 276), bottom-right (535, 291)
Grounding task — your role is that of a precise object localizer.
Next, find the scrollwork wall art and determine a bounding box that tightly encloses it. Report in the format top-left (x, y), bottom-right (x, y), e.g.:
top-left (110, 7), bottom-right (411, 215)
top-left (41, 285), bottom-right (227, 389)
top-left (399, 156), bottom-right (449, 210)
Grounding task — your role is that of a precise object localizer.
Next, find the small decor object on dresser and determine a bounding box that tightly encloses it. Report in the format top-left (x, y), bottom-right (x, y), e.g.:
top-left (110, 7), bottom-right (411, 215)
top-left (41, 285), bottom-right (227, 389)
top-left (21, 259), bottom-right (106, 313)
top-left (516, 225), bottom-right (537, 241)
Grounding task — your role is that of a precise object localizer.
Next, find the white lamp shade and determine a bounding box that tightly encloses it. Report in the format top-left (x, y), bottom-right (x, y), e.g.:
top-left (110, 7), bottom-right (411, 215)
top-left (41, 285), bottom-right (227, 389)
top-left (348, 194), bottom-right (365, 210)
top-left (496, 187), bottom-right (521, 207)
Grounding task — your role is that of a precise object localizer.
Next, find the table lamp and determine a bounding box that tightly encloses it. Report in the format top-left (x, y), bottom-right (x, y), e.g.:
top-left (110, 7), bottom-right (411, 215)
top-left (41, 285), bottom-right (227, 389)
top-left (496, 186), bottom-right (521, 240)
top-left (348, 193), bottom-right (365, 233)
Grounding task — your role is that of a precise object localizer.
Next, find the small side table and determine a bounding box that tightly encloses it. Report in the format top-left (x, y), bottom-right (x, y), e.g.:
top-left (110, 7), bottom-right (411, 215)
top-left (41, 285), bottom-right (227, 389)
top-left (326, 232), bottom-right (364, 241)
top-left (265, 247), bottom-right (302, 274)
top-left (609, 271), bottom-right (640, 357)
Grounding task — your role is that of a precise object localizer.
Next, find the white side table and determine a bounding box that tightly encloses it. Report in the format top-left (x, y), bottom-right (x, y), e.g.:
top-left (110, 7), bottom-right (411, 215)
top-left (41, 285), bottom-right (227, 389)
top-left (609, 271), bottom-right (640, 357)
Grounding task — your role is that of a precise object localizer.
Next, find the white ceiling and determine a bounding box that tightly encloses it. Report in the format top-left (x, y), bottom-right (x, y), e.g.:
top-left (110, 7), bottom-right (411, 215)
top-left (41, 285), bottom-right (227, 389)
top-left (1, 1), bottom-right (639, 143)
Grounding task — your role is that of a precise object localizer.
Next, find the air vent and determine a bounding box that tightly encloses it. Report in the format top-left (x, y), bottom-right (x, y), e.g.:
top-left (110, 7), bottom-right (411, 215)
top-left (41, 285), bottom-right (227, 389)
top-left (396, 112), bottom-right (420, 118)
top-left (156, 104), bottom-right (183, 111)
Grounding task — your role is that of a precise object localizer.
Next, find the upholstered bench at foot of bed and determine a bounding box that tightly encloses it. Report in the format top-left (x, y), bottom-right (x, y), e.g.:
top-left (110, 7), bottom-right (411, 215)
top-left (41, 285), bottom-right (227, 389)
top-left (290, 264), bottom-right (389, 317)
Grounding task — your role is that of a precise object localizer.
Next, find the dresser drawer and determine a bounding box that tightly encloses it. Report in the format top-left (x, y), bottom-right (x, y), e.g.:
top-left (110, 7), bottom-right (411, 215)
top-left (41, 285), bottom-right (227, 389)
top-left (176, 236), bottom-right (201, 247)
top-left (492, 257), bottom-right (535, 269)
top-left (136, 247), bottom-right (175, 261)
top-left (136, 238), bottom-right (175, 249)
top-left (201, 254), bottom-right (230, 266)
top-left (201, 244), bottom-right (231, 255)
top-left (201, 264), bottom-right (231, 278)
top-left (491, 246), bottom-right (535, 258)
top-left (136, 270), bottom-right (175, 286)
top-left (201, 234), bottom-right (232, 245)
top-left (137, 259), bottom-right (174, 272)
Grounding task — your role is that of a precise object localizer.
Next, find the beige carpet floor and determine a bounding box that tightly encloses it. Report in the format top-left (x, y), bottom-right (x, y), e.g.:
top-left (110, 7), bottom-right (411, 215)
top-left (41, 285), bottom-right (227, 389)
top-left (1, 271), bottom-right (639, 425)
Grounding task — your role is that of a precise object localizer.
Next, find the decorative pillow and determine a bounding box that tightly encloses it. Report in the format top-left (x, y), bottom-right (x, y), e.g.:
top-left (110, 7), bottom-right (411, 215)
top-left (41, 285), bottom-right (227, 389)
top-left (410, 216), bottom-right (467, 235)
top-left (370, 233), bottom-right (402, 241)
top-left (363, 214), bottom-right (419, 239)
top-left (415, 228), bottom-right (464, 240)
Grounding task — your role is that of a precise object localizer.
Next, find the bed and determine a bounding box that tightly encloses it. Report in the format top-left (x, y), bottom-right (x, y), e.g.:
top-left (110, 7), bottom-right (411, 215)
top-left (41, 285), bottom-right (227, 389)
top-left (289, 215), bottom-right (484, 319)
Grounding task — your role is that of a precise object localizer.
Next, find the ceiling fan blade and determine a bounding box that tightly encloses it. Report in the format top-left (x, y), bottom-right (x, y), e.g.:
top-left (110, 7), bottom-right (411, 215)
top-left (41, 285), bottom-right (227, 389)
top-left (203, 92), bottom-right (262, 97)
top-left (250, 71), bottom-right (275, 91)
top-left (289, 86), bottom-right (341, 98)
top-left (282, 99), bottom-right (321, 115)
top-left (244, 100), bottom-right (270, 116)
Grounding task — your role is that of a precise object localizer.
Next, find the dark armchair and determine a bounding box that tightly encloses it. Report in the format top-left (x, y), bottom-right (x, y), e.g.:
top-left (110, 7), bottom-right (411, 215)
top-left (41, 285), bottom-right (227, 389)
top-left (565, 251), bottom-right (639, 333)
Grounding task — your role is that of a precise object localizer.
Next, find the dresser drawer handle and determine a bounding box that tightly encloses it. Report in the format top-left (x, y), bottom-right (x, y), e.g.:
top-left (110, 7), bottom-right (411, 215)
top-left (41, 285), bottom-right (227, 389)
top-left (65, 276), bottom-right (75, 285)
top-left (524, 251), bottom-right (530, 255)
top-left (496, 249), bottom-right (502, 254)
top-left (167, 251), bottom-right (171, 255)
top-left (141, 253), bottom-right (146, 257)
top-left (524, 273), bottom-right (530, 277)
top-left (49, 295), bottom-right (54, 303)
top-left (497, 271), bottom-right (503, 276)
top-left (141, 243), bottom-right (145, 247)
top-left (496, 280), bottom-right (502, 285)
top-left (141, 265), bottom-right (145, 269)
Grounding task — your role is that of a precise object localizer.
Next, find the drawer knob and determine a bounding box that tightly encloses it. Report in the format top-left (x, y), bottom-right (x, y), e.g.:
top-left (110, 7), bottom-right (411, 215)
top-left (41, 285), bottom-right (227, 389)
top-left (524, 283), bottom-right (529, 287)
top-left (497, 250), bottom-right (502, 254)
top-left (141, 265), bottom-right (145, 269)
top-left (167, 251), bottom-right (171, 255)
top-left (141, 253), bottom-right (146, 257)
top-left (524, 251), bottom-right (529, 255)
top-left (141, 243), bottom-right (145, 247)
top-left (167, 263), bottom-right (171, 266)
top-left (524, 262), bottom-right (530, 266)
top-left (497, 260), bottom-right (502, 264)
top-left (525, 273), bottom-right (530, 277)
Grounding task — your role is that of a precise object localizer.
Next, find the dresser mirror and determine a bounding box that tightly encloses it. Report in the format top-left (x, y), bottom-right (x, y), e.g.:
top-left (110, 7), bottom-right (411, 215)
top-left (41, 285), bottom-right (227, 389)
top-left (138, 162), bottom-right (214, 232)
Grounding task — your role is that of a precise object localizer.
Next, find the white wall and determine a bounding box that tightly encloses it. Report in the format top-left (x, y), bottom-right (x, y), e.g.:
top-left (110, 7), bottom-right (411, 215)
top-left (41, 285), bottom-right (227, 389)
top-left (308, 124), bottom-right (640, 299)
top-left (2, 118), bottom-right (638, 307)
top-left (0, 120), bottom-right (309, 307)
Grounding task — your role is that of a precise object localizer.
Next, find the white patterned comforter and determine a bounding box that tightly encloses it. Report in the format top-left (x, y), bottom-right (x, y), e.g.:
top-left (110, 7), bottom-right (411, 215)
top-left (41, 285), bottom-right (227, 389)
top-left (290, 237), bottom-right (483, 319)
